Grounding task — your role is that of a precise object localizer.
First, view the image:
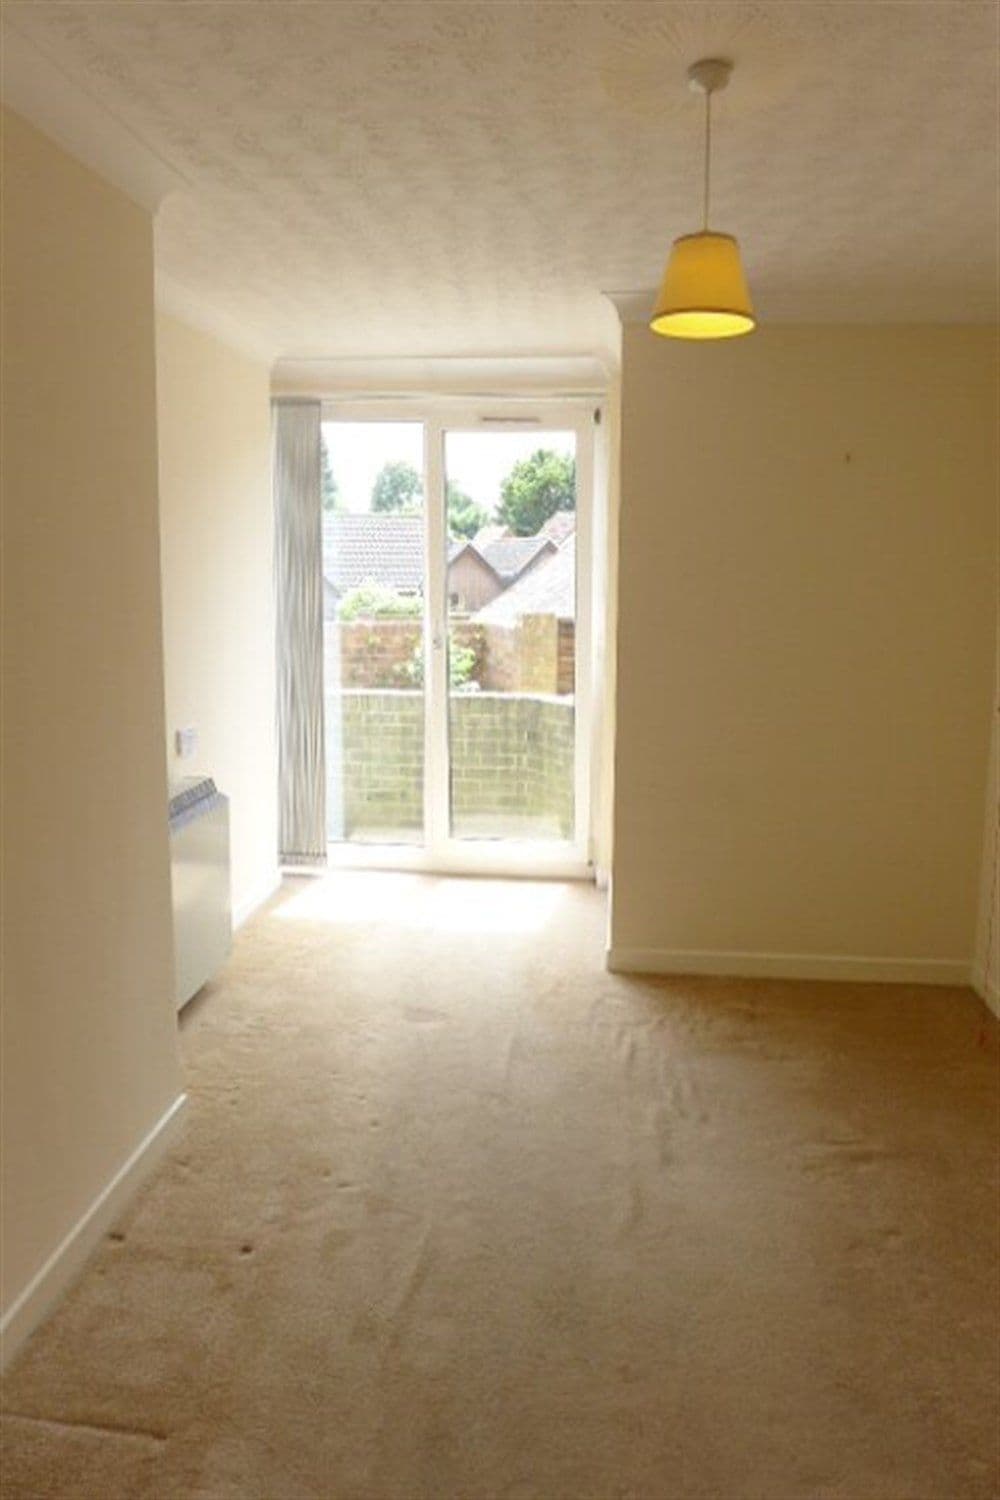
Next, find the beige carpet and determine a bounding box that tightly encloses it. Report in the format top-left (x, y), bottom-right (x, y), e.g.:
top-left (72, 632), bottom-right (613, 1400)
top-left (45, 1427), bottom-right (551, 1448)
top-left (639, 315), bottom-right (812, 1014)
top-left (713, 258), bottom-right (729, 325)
top-left (2, 873), bottom-right (997, 1500)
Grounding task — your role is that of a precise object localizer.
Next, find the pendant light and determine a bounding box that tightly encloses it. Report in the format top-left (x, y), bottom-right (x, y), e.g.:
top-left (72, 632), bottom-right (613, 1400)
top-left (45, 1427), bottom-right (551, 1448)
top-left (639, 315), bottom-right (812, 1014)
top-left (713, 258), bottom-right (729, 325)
top-left (650, 58), bottom-right (755, 340)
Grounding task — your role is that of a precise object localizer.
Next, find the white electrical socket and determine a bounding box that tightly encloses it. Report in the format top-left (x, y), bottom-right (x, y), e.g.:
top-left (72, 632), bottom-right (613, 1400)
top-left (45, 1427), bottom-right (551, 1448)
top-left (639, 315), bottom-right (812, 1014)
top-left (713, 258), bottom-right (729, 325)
top-left (175, 726), bottom-right (199, 759)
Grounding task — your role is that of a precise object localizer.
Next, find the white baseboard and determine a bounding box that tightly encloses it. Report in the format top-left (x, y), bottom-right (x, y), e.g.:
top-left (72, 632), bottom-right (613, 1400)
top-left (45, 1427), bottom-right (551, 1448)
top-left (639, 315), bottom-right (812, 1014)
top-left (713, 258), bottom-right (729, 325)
top-left (606, 947), bottom-right (970, 986)
top-left (971, 963), bottom-right (1000, 1017)
top-left (0, 1093), bottom-right (188, 1371)
top-left (233, 869), bottom-right (282, 930)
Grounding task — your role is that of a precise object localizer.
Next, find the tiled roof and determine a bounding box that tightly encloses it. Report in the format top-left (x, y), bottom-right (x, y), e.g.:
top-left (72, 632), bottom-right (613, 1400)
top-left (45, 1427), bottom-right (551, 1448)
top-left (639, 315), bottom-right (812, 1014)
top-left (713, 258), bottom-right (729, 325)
top-left (471, 523), bottom-right (508, 548)
top-left (446, 537), bottom-right (473, 565)
top-left (322, 514), bottom-right (563, 597)
top-left (474, 536), bottom-right (575, 625)
top-left (541, 511), bottom-right (576, 544)
top-left (322, 513), bottom-right (425, 594)
top-left (478, 534), bottom-right (556, 582)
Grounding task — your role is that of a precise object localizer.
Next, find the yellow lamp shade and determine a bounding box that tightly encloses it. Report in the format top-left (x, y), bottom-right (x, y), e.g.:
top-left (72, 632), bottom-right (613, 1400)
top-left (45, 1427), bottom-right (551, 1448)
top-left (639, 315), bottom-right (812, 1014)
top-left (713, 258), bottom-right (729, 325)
top-left (650, 231), bottom-right (755, 339)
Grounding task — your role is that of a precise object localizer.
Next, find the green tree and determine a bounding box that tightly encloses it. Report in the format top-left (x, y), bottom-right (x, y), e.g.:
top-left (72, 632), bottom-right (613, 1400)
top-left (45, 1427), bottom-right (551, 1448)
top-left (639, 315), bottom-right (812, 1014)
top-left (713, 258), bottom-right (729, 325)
top-left (496, 449), bottom-right (575, 536)
top-left (447, 481), bottom-right (489, 540)
top-left (320, 437), bottom-right (341, 512)
top-left (371, 460), bottom-right (422, 514)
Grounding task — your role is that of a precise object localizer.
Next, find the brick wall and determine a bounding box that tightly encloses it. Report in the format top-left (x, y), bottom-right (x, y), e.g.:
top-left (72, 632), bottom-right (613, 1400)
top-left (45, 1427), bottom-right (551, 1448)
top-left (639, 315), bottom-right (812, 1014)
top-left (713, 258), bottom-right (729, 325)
top-left (330, 617), bottom-right (575, 697)
top-left (477, 623), bottom-right (517, 691)
top-left (331, 619), bottom-right (486, 689)
top-left (331, 689), bottom-right (574, 840)
top-left (450, 692), bottom-right (574, 837)
top-left (336, 619), bottom-right (421, 688)
top-left (557, 618), bottom-right (575, 696)
top-left (337, 689), bottom-right (424, 837)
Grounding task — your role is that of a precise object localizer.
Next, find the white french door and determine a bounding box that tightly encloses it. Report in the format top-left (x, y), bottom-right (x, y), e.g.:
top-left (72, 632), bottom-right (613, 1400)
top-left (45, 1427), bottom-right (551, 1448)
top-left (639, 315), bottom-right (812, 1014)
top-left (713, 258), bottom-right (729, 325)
top-left (321, 398), bottom-right (595, 878)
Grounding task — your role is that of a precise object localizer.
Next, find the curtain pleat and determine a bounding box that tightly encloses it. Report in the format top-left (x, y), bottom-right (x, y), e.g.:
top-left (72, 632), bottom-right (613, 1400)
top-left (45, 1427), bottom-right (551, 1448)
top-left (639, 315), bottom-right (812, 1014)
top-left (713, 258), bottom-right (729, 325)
top-left (273, 399), bottom-right (326, 866)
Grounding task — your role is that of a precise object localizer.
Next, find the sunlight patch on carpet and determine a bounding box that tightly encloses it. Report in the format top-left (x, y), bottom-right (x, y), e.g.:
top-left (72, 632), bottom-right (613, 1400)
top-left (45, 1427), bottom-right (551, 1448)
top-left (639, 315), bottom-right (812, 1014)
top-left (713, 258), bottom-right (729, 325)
top-left (273, 871), bottom-right (568, 934)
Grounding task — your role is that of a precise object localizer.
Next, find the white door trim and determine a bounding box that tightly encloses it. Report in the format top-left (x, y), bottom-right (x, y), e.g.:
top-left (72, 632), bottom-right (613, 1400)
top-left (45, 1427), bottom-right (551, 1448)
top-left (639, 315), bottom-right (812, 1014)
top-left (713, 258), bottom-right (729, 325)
top-left (320, 396), bottom-right (602, 880)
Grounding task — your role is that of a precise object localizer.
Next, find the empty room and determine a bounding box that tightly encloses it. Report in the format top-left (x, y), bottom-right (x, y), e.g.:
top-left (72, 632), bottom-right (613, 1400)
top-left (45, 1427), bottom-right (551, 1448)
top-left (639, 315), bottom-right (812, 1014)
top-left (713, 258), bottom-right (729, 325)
top-left (1, 3), bottom-right (998, 1498)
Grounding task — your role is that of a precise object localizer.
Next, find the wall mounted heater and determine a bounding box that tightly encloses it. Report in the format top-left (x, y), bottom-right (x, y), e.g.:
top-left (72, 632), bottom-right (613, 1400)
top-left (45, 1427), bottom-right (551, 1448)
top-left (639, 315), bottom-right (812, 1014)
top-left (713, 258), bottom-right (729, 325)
top-left (168, 776), bottom-right (232, 1010)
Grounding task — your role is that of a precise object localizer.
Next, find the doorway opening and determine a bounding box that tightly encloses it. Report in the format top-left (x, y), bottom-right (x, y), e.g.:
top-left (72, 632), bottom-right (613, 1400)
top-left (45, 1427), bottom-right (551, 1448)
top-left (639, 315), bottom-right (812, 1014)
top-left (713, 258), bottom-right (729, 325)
top-left (321, 401), bottom-right (595, 877)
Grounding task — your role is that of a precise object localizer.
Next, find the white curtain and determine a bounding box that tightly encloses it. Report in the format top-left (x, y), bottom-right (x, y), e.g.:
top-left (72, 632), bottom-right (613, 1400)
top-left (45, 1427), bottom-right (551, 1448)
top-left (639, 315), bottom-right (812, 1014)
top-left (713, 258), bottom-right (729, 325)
top-left (273, 398), bottom-right (326, 866)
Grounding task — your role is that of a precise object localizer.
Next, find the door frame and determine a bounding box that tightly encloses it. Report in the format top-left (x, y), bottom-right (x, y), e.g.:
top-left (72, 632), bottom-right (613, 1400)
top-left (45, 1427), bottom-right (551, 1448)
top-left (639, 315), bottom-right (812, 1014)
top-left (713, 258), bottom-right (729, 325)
top-left (321, 395), bottom-right (598, 879)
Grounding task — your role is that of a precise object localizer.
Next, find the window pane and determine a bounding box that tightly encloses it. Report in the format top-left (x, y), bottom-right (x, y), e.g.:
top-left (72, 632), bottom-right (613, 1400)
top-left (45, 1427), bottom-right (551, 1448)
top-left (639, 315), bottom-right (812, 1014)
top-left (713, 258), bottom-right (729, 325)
top-left (322, 421), bottom-right (425, 845)
top-left (444, 431), bottom-right (576, 842)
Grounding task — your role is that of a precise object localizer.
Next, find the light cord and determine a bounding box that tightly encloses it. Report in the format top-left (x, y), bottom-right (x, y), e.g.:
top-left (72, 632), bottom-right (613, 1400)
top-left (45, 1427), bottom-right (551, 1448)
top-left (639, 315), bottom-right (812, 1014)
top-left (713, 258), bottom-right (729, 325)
top-left (702, 88), bottom-right (712, 231)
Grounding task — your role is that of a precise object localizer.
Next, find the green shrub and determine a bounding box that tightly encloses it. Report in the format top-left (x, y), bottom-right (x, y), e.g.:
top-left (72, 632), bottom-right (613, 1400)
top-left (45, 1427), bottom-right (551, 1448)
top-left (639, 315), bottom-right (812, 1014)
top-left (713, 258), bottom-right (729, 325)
top-left (338, 580), bottom-right (422, 620)
top-left (402, 640), bottom-right (477, 690)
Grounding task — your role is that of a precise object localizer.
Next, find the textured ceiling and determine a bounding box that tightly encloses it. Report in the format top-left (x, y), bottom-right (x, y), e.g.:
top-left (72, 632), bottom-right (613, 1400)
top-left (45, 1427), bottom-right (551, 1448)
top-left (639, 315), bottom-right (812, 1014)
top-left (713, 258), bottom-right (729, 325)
top-left (6, 1), bottom-right (999, 360)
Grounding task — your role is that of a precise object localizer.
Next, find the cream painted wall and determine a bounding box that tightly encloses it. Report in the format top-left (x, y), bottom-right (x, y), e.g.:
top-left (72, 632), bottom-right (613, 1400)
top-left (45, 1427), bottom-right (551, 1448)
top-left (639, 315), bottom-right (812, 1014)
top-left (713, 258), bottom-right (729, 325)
top-left (156, 314), bottom-right (277, 922)
top-left (611, 325), bottom-right (998, 976)
top-left (1, 109), bottom-right (182, 1313)
top-left (592, 372), bottom-right (621, 885)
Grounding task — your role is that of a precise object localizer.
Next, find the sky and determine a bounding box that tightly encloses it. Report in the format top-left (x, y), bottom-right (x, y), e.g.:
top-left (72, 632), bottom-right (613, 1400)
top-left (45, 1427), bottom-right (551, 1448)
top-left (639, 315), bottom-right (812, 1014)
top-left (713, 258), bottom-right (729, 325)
top-left (322, 421), bottom-right (575, 516)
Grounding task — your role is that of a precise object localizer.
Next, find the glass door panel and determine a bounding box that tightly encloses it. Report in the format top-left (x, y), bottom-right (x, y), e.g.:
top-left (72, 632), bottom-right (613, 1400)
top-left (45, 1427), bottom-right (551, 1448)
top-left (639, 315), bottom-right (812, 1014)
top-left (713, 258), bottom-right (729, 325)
top-left (321, 420), bottom-right (426, 845)
top-left (443, 430), bottom-right (577, 843)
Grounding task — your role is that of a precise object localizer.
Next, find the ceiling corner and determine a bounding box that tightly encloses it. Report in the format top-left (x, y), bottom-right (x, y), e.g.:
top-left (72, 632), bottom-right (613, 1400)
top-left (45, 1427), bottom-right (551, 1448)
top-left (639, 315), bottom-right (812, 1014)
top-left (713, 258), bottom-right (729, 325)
top-left (1, 18), bottom-right (186, 213)
top-left (604, 291), bottom-right (656, 327)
